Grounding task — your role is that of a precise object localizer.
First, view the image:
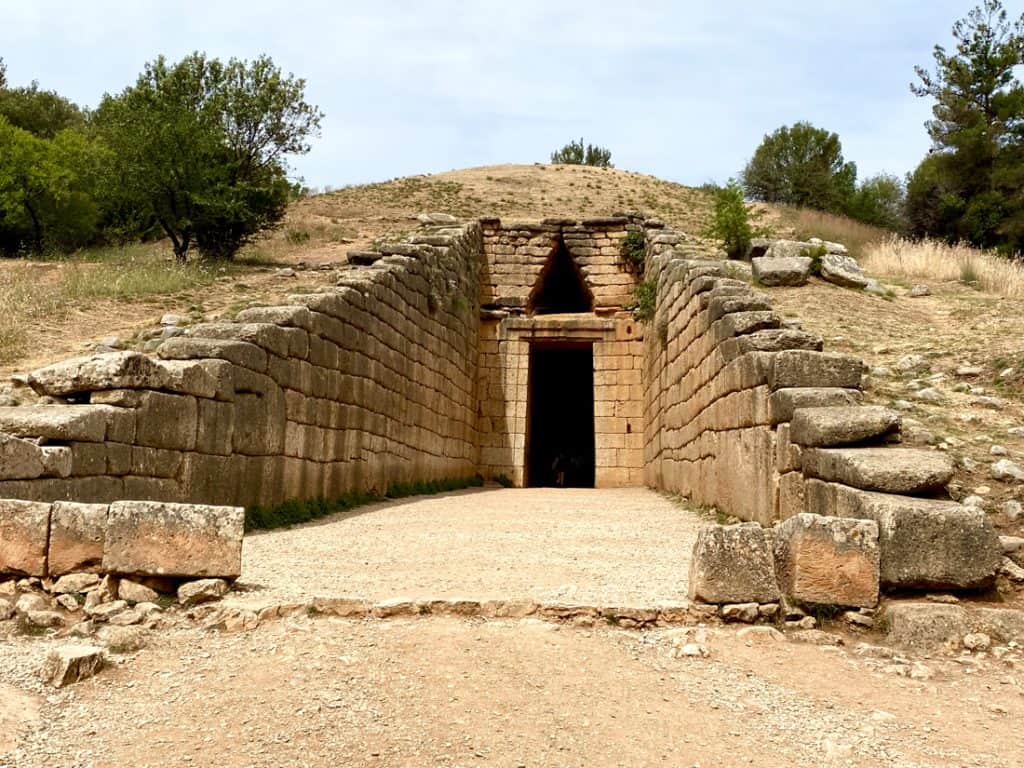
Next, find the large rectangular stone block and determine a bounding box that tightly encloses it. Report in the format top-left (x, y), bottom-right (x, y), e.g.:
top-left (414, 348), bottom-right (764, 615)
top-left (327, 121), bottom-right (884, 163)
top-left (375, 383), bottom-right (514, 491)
top-left (0, 499), bottom-right (51, 576)
top-left (27, 351), bottom-right (170, 397)
top-left (768, 387), bottom-right (862, 425)
top-left (688, 522), bottom-right (779, 604)
top-left (801, 447), bottom-right (954, 494)
top-left (103, 501), bottom-right (244, 579)
top-left (48, 501), bottom-right (107, 575)
top-left (773, 512), bottom-right (879, 608)
top-left (837, 487), bottom-right (1001, 590)
top-left (769, 351), bottom-right (865, 391)
top-left (789, 406), bottom-right (900, 447)
top-left (0, 405), bottom-right (108, 442)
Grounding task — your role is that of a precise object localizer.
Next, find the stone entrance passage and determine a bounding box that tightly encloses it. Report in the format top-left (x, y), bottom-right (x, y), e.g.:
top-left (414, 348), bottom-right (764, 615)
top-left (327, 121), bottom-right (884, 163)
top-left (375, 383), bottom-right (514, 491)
top-left (526, 343), bottom-right (595, 487)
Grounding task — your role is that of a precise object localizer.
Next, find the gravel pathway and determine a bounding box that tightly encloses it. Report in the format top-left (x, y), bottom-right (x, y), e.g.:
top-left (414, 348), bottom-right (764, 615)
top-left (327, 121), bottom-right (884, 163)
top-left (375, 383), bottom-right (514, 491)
top-left (229, 487), bottom-right (702, 609)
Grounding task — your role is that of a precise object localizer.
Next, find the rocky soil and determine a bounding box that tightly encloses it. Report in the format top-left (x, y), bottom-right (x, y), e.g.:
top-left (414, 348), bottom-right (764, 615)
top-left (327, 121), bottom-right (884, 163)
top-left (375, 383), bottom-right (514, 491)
top-left (4, 614), bottom-right (1024, 768)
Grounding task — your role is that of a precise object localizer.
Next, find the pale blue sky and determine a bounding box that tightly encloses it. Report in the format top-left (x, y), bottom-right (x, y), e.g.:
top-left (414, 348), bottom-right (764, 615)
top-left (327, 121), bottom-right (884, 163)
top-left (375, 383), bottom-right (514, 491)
top-left (2, 1), bottom-right (1017, 188)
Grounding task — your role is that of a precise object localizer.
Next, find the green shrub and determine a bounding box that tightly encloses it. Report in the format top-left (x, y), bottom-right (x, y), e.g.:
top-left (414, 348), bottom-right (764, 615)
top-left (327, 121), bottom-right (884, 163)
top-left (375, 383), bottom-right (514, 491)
top-left (285, 228), bottom-right (310, 245)
top-left (550, 138), bottom-right (613, 167)
top-left (494, 474), bottom-right (514, 488)
top-left (704, 180), bottom-right (764, 259)
top-left (629, 279), bottom-right (657, 322)
top-left (800, 243), bottom-right (828, 276)
top-left (620, 229), bottom-right (646, 270)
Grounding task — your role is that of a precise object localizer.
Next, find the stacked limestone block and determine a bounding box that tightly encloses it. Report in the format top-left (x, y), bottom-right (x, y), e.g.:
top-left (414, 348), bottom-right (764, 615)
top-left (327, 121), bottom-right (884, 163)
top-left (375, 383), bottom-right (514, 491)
top-left (644, 226), bottom-right (1001, 592)
top-left (0, 222), bottom-right (484, 509)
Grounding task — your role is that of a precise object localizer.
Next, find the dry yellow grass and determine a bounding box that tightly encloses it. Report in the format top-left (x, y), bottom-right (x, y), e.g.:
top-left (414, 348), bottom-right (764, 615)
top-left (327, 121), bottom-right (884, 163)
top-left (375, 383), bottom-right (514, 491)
top-left (771, 206), bottom-right (891, 259)
top-left (862, 235), bottom-right (1024, 298)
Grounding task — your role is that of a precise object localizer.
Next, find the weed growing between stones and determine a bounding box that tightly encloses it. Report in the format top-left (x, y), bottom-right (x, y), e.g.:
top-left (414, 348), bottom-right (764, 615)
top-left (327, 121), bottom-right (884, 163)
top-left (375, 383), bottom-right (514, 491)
top-left (801, 243), bottom-right (828, 276)
top-left (620, 229), bottom-right (646, 271)
top-left (629, 279), bottom-right (657, 322)
top-left (494, 474), bottom-right (514, 488)
top-left (245, 475), bottom-right (484, 531)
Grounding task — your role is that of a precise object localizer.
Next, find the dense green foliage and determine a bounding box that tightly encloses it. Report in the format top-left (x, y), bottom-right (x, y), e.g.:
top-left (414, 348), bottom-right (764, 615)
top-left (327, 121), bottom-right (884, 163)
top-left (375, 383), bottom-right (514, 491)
top-left (629, 279), bottom-right (656, 322)
top-left (0, 53), bottom-right (321, 259)
top-left (550, 138), bottom-right (613, 167)
top-left (742, 122), bottom-right (857, 213)
top-left (620, 229), bottom-right (646, 269)
top-left (245, 475), bottom-right (484, 531)
top-left (704, 180), bottom-right (763, 259)
top-left (846, 173), bottom-right (906, 230)
top-left (909, 0), bottom-right (1024, 254)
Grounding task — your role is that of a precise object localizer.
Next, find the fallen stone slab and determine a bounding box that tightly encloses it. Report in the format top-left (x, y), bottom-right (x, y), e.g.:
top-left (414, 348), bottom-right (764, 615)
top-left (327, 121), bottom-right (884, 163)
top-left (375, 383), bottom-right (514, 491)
top-left (0, 499), bottom-right (51, 576)
top-left (178, 578), bottom-right (230, 606)
top-left (835, 487), bottom-right (1001, 590)
top-left (773, 513), bottom-right (879, 608)
top-left (820, 253), bottom-right (870, 289)
top-left (40, 645), bottom-right (105, 687)
top-left (801, 447), bottom-right (954, 494)
top-left (27, 351), bottom-right (169, 397)
top-left (764, 240), bottom-right (811, 260)
top-left (0, 433), bottom-right (45, 480)
top-left (789, 406), bottom-right (900, 447)
top-left (103, 501), bottom-right (244, 579)
top-left (882, 602), bottom-right (968, 652)
top-left (688, 523), bottom-right (780, 604)
top-left (752, 256), bottom-right (812, 287)
top-left (768, 387), bottom-right (862, 424)
top-left (48, 502), bottom-right (108, 576)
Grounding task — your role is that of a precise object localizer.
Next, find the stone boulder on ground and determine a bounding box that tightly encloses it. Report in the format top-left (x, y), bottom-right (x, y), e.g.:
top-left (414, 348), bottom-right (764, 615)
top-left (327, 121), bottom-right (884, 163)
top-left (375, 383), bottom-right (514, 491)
top-left (752, 256), bottom-right (812, 287)
top-left (819, 253), bottom-right (870, 289)
top-left (773, 513), bottom-right (880, 608)
top-left (40, 645), bottom-right (105, 687)
top-left (688, 523), bottom-right (780, 604)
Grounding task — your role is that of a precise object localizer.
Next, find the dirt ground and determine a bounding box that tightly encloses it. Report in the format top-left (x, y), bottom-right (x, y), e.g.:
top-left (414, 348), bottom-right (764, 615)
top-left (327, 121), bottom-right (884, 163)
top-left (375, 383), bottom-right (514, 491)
top-left (231, 488), bottom-right (701, 610)
top-left (3, 614), bottom-right (1024, 768)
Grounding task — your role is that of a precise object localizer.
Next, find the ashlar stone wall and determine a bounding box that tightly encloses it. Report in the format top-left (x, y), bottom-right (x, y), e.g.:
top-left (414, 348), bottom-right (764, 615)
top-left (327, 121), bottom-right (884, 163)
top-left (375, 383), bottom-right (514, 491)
top-left (476, 217), bottom-right (644, 487)
top-left (0, 222), bottom-right (483, 508)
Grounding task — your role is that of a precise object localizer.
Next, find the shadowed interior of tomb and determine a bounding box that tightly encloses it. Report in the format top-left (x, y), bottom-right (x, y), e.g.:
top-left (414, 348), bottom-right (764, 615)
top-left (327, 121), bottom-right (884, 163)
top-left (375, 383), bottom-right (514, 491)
top-left (527, 344), bottom-right (595, 488)
top-left (529, 238), bottom-right (593, 314)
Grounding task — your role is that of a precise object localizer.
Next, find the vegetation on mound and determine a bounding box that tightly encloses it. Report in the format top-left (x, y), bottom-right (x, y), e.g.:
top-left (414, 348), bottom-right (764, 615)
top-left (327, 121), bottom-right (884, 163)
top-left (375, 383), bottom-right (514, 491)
top-left (704, 180), bottom-right (766, 259)
top-left (550, 138), bottom-right (613, 168)
top-left (244, 475), bottom-right (484, 531)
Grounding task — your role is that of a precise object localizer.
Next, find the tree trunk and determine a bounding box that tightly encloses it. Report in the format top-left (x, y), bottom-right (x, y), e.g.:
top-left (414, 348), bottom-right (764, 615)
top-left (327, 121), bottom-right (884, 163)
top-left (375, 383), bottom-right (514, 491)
top-left (23, 199), bottom-right (43, 254)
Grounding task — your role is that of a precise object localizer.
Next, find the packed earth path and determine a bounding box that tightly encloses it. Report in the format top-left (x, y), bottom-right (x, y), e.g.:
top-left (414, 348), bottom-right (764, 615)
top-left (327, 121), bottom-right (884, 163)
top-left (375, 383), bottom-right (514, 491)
top-left (2, 487), bottom-right (1024, 767)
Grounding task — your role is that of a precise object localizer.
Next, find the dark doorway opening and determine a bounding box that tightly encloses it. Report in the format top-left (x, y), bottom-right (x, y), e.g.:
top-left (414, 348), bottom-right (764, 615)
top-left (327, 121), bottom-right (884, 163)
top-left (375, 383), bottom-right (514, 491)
top-left (529, 238), bottom-right (593, 314)
top-left (526, 343), bottom-right (595, 488)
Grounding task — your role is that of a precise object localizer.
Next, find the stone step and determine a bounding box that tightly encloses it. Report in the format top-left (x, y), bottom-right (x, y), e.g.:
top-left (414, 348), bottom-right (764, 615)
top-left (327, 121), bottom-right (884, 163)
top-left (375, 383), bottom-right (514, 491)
top-left (789, 406), bottom-right (900, 447)
top-left (805, 481), bottom-right (1001, 590)
top-left (768, 387), bottom-right (862, 424)
top-left (802, 447), bottom-right (954, 495)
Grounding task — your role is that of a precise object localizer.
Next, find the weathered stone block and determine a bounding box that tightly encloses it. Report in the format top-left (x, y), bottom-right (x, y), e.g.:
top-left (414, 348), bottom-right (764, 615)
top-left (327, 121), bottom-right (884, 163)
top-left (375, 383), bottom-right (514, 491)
top-left (688, 523), bottom-right (779, 604)
top-left (752, 256), bottom-right (812, 287)
top-left (773, 513), bottom-right (879, 608)
top-left (768, 387), bottom-right (862, 425)
top-left (134, 392), bottom-right (197, 451)
top-left (40, 645), bottom-right (105, 687)
top-left (882, 602), bottom-right (968, 651)
top-left (0, 499), bottom-right (51, 576)
top-left (27, 351), bottom-right (169, 397)
top-left (789, 406), bottom-right (900, 447)
top-left (0, 433), bottom-right (45, 480)
top-left (158, 337), bottom-right (267, 373)
top-left (838, 488), bottom-right (1000, 589)
top-left (48, 501), bottom-right (108, 575)
top-left (103, 501), bottom-right (243, 579)
top-left (769, 351), bottom-right (865, 391)
top-left (0, 405), bottom-right (108, 442)
top-left (801, 447), bottom-right (954, 494)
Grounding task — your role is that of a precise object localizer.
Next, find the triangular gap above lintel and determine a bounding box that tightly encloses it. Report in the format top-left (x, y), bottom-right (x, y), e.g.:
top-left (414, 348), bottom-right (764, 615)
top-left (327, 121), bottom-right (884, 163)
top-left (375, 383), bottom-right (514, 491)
top-left (527, 235), bottom-right (594, 315)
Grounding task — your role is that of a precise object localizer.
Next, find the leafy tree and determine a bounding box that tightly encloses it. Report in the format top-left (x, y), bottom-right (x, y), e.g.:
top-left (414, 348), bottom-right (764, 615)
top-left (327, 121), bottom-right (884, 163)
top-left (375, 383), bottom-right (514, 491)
top-left (741, 122), bottom-right (857, 213)
top-left (704, 180), bottom-right (764, 259)
top-left (911, 0), bottom-right (1024, 251)
top-left (0, 58), bottom-right (6, 90)
top-left (847, 173), bottom-right (906, 230)
top-left (0, 81), bottom-right (85, 139)
top-left (0, 117), bottom-right (99, 253)
top-left (550, 138), bottom-right (613, 167)
top-left (94, 52), bottom-right (322, 260)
